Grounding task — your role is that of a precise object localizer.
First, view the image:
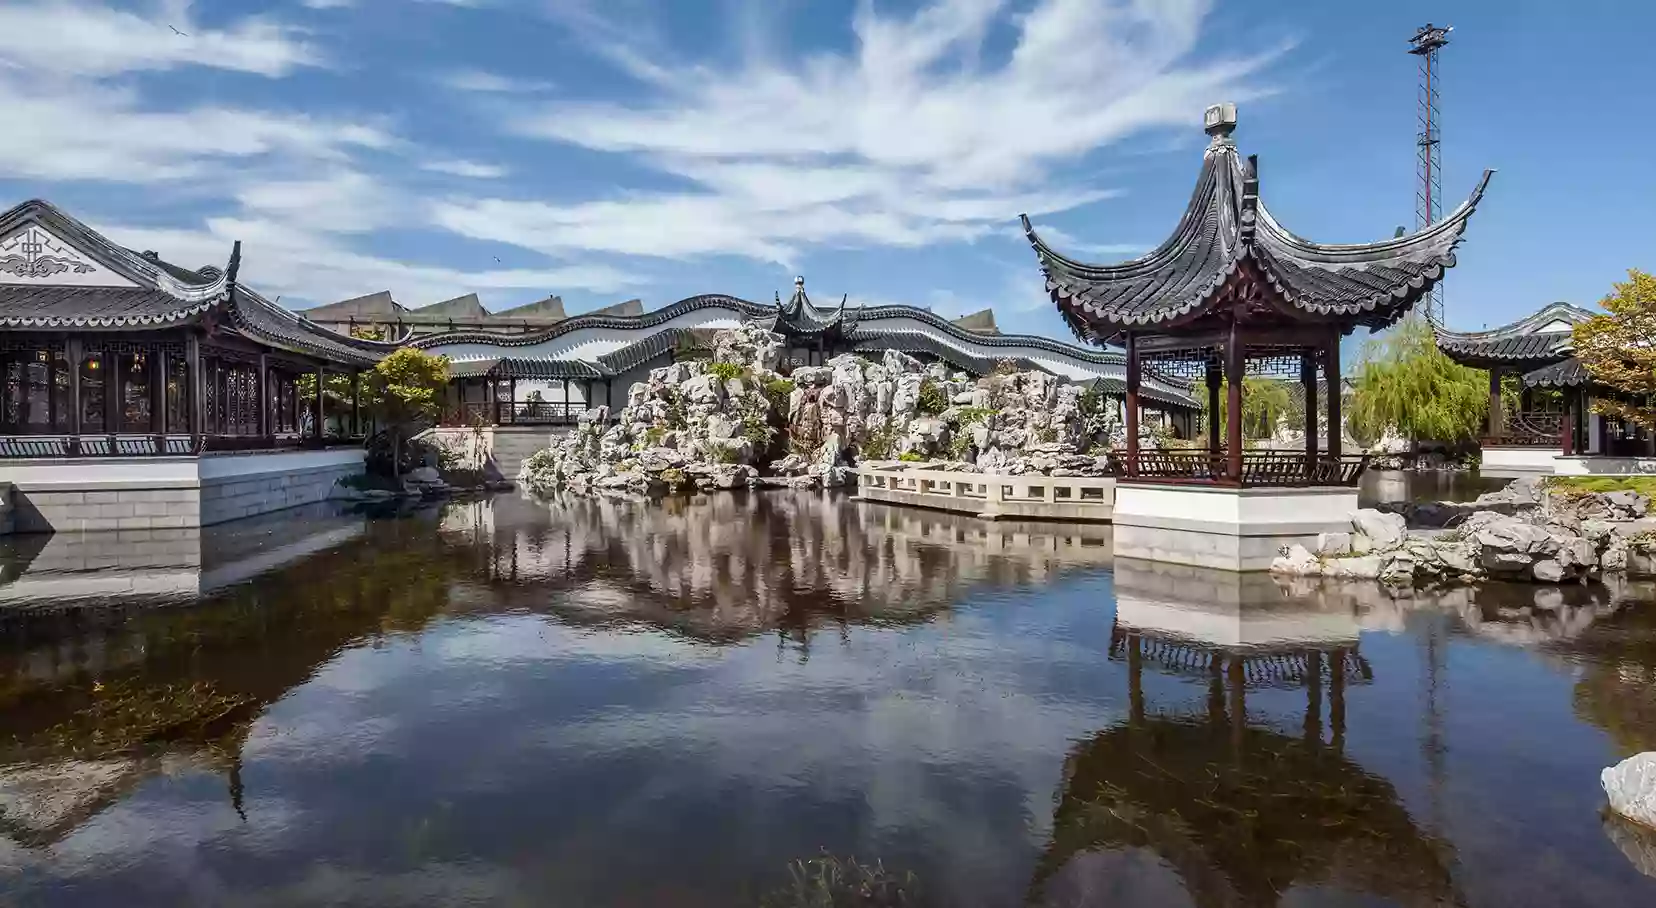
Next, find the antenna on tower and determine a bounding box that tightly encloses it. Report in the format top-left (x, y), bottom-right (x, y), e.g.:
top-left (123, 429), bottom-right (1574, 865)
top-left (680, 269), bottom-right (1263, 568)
top-left (1410, 23), bottom-right (1451, 326)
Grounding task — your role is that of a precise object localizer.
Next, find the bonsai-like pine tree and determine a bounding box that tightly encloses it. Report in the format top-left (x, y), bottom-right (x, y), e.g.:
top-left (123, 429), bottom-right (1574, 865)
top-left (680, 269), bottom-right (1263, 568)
top-left (366, 348), bottom-right (450, 474)
top-left (1573, 269), bottom-right (1656, 427)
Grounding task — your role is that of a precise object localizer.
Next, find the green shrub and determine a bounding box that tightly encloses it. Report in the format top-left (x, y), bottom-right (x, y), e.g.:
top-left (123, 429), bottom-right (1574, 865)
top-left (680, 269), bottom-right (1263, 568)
top-left (860, 424), bottom-right (897, 459)
top-left (706, 361), bottom-right (745, 382)
top-left (1546, 476), bottom-right (1656, 496)
top-left (741, 415), bottom-right (774, 449)
top-left (948, 432), bottom-right (974, 461)
top-left (642, 425), bottom-right (667, 446)
top-left (711, 443), bottom-right (740, 464)
top-left (898, 451), bottom-right (925, 463)
top-left (917, 379), bottom-right (948, 416)
top-left (953, 406), bottom-right (993, 427)
top-left (763, 378), bottom-right (796, 414)
top-left (659, 467), bottom-right (688, 491)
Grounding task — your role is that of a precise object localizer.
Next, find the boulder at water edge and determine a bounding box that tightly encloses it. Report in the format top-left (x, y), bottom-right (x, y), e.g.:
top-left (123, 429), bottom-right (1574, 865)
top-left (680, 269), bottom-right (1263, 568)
top-left (1603, 752), bottom-right (1656, 830)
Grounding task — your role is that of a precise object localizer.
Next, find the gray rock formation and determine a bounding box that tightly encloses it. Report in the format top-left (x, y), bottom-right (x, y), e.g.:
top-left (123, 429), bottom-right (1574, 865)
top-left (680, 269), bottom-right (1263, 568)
top-left (1604, 753), bottom-right (1656, 832)
top-left (520, 325), bottom-right (1123, 497)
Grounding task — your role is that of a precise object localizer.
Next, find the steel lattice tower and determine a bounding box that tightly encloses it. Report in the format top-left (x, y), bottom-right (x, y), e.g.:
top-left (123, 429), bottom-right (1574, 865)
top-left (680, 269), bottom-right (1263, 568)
top-left (1410, 23), bottom-right (1451, 325)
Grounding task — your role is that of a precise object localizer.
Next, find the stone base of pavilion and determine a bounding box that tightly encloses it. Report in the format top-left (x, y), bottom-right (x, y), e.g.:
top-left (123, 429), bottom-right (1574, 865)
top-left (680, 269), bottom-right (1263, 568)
top-left (2, 447), bottom-right (364, 534)
top-left (1553, 455), bottom-right (1656, 478)
top-left (1480, 445), bottom-right (1564, 476)
top-left (1112, 482), bottom-right (1359, 572)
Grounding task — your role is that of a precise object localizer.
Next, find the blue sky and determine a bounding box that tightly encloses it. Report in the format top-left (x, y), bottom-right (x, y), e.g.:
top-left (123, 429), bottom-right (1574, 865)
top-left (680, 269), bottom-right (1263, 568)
top-left (1, 0), bottom-right (1650, 341)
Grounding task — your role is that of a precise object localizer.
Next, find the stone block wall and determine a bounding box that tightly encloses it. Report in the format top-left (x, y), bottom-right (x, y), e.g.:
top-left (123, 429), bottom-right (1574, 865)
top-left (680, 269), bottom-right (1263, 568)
top-left (199, 462), bottom-right (359, 526)
top-left (9, 487), bottom-right (201, 534)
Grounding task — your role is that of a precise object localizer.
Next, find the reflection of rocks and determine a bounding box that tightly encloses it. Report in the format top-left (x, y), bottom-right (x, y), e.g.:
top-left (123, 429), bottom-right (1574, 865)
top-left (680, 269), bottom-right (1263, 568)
top-left (1605, 813), bottom-right (1656, 879)
top-left (0, 760), bottom-right (142, 847)
top-left (450, 491), bottom-right (1112, 642)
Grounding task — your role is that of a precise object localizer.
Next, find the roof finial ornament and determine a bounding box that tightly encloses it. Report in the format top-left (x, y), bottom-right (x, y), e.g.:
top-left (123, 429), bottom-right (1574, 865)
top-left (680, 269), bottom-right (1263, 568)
top-left (1204, 102), bottom-right (1237, 145)
top-left (794, 275), bottom-right (805, 291)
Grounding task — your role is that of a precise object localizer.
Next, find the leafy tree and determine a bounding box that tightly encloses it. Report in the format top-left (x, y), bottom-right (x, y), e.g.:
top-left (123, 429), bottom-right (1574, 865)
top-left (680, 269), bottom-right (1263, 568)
top-left (1196, 377), bottom-right (1295, 442)
top-left (365, 348), bottom-right (450, 474)
top-left (1573, 269), bottom-right (1656, 427)
top-left (1347, 315), bottom-right (1487, 444)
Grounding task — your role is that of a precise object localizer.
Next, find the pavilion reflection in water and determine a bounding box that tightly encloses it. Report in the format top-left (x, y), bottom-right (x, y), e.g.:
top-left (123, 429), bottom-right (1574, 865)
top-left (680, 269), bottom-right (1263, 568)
top-left (1034, 560), bottom-right (1461, 908)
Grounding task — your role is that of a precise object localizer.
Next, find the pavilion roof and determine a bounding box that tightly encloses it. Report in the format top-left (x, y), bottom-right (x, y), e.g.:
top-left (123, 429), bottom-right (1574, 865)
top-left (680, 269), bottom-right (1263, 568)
top-left (1435, 301), bottom-right (1593, 369)
top-left (1522, 357), bottom-right (1594, 389)
top-left (1023, 105), bottom-right (1492, 345)
top-left (768, 275), bottom-right (857, 338)
top-left (0, 199), bottom-right (383, 367)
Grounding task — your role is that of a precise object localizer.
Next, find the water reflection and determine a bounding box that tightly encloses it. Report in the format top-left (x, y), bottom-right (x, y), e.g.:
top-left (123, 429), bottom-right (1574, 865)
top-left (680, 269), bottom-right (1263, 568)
top-left (0, 493), bottom-right (1653, 906)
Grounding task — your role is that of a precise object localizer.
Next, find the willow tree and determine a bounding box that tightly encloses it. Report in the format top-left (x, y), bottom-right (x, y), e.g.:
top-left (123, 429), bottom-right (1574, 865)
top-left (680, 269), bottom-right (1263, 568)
top-left (1197, 377), bottom-right (1295, 441)
top-left (1572, 269), bottom-right (1656, 427)
top-left (1347, 315), bottom-right (1487, 445)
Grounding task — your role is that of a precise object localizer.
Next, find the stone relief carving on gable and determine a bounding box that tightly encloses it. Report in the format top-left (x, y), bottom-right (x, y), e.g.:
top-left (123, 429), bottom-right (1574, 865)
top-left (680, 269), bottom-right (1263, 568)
top-left (0, 224), bottom-right (136, 287)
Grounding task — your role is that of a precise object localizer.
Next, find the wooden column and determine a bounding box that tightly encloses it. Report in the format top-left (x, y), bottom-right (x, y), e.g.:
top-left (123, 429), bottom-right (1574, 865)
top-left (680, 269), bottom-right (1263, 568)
top-left (1205, 359), bottom-right (1222, 455)
top-left (256, 353), bottom-right (270, 439)
top-left (1488, 367), bottom-right (1503, 437)
top-left (1124, 332), bottom-right (1140, 475)
top-left (1127, 635), bottom-right (1144, 727)
top-left (1561, 392), bottom-right (1575, 456)
top-left (151, 349), bottom-right (167, 437)
top-left (103, 346), bottom-right (119, 436)
top-left (313, 365), bottom-right (325, 440)
top-left (1330, 648), bottom-right (1347, 755)
top-left (1301, 348), bottom-right (1319, 472)
top-left (66, 338), bottom-right (84, 452)
top-left (1224, 321), bottom-right (1244, 481)
top-left (1324, 331), bottom-right (1342, 460)
top-left (185, 333), bottom-right (204, 445)
top-left (492, 379), bottom-right (502, 425)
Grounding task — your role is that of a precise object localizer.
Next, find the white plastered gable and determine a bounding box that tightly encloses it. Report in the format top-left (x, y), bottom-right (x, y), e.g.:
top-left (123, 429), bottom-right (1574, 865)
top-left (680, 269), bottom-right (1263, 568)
top-left (0, 222), bottom-right (138, 288)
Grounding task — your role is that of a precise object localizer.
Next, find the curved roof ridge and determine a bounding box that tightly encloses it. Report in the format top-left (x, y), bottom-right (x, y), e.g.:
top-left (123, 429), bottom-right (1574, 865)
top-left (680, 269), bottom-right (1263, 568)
top-left (0, 198), bottom-right (232, 305)
top-left (1434, 300), bottom-right (1595, 343)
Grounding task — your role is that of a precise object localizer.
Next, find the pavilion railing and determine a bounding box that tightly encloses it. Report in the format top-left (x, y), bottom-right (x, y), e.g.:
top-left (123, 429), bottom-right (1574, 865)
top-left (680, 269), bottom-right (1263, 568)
top-left (1105, 450), bottom-right (1370, 487)
top-left (438, 401), bottom-right (591, 427)
top-left (1481, 411), bottom-right (1566, 448)
top-left (0, 434), bottom-right (365, 458)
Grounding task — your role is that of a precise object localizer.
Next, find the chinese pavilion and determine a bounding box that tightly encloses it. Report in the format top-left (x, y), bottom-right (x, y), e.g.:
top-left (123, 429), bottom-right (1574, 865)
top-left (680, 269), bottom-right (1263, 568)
top-left (1022, 103), bottom-right (1491, 569)
top-left (0, 200), bottom-right (381, 532)
top-left (1435, 301), bottom-right (1646, 473)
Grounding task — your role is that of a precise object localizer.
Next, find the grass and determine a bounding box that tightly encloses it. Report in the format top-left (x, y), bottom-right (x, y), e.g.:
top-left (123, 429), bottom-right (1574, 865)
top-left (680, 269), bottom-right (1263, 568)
top-left (1546, 476), bottom-right (1656, 496)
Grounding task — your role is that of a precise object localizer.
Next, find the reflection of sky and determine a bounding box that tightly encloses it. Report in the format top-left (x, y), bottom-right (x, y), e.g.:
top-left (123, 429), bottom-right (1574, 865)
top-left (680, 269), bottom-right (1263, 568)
top-left (4, 496), bottom-right (1656, 907)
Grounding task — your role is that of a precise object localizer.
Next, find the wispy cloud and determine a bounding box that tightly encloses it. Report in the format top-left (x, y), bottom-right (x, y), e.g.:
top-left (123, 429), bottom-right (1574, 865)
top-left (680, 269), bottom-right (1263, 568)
top-left (435, 69), bottom-right (556, 94)
top-left (422, 160), bottom-right (510, 179)
top-left (1019, 223), bottom-right (1145, 260)
top-left (437, 0), bottom-right (1276, 266)
top-left (0, 0), bottom-right (322, 78)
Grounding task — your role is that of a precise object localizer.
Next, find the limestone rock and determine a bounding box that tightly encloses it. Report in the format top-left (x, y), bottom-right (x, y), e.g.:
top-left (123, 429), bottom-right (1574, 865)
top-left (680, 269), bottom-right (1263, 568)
top-left (1604, 753), bottom-right (1656, 831)
top-left (1352, 510), bottom-right (1407, 551)
top-left (1315, 532), bottom-right (1353, 558)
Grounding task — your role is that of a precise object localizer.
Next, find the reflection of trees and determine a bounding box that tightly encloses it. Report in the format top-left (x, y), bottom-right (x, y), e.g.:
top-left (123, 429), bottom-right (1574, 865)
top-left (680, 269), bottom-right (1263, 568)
top-left (1560, 582), bottom-right (1656, 756)
top-left (1034, 630), bottom-right (1459, 908)
top-left (0, 514), bottom-right (457, 847)
top-left (441, 491), bottom-right (1113, 644)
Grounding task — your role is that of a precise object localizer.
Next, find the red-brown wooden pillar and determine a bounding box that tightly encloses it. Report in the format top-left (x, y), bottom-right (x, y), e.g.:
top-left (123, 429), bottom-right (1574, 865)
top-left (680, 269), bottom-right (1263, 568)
top-left (1224, 321), bottom-right (1244, 481)
top-left (1324, 331), bottom-right (1342, 461)
top-left (1302, 348), bottom-right (1319, 473)
top-left (1488, 367), bottom-right (1503, 438)
top-left (1124, 332), bottom-right (1140, 476)
top-left (1205, 359), bottom-right (1222, 457)
top-left (256, 353), bottom-right (270, 439)
top-left (1561, 392), bottom-right (1575, 456)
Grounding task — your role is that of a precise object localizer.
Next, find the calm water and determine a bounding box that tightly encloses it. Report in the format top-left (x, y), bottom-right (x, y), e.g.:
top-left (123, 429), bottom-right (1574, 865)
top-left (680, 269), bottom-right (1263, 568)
top-left (2, 489), bottom-right (1655, 907)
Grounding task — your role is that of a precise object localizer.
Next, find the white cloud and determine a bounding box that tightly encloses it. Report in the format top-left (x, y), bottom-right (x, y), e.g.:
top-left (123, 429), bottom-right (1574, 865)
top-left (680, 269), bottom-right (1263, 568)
top-left (435, 69), bottom-right (556, 94)
top-left (437, 0), bottom-right (1275, 265)
top-left (422, 159), bottom-right (511, 179)
top-left (0, 1), bottom-right (322, 78)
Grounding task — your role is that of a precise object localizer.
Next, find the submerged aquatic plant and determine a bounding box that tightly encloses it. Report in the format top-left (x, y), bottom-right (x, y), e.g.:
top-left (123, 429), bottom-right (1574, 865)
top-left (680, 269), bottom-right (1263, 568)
top-left (760, 851), bottom-right (918, 907)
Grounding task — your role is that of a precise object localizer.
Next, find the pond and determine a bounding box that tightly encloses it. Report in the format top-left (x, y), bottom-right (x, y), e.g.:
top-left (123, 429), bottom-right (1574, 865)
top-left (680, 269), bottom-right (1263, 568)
top-left (2, 491), bottom-right (1655, 907)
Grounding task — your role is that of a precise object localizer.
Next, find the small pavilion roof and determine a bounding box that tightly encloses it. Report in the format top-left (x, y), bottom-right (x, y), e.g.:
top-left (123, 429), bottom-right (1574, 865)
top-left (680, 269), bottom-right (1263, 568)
top-left (1436, 301), bottom-right (1594, 369)
top-left (1522, 357), bottom-right (1594, 389)
top-left (1023, 104), bottom-right (1492, 345)
top-left (769, 276), bottom-right (857, 338)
